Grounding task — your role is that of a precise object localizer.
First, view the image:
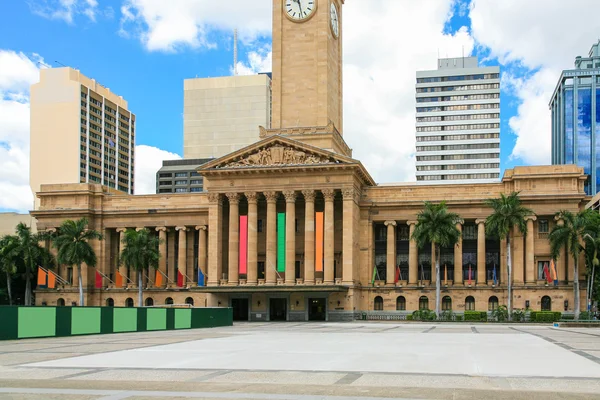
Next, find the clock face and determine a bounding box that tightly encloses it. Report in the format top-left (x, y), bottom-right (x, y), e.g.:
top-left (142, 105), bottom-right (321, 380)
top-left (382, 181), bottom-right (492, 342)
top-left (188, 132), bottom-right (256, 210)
top-left (330, 2), bottom-right (339, 38)
top-left (285, 0), bottom-right (316, 22)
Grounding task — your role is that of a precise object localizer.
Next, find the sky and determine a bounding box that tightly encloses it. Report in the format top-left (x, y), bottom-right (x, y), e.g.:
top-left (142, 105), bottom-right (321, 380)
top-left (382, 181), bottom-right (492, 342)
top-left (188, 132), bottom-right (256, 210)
top-left (1, 0), bottom-right (600, 213)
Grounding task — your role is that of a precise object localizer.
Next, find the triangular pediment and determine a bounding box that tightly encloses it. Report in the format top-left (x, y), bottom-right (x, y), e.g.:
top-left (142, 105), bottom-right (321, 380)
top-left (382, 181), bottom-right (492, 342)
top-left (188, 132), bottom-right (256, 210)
top-left (200, 135), bottom-right (357, 171)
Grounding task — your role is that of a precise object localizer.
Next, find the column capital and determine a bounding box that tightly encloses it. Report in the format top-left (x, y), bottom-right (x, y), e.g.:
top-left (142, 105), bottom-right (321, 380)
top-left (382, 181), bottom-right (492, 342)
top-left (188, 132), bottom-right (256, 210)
top-left (207, 193), bottom-right (223, 205)
top-left (175, 226), bottom-right (188, 232)
top-left (384, 220), bottom-right (397, 227)
top-left (155, 226), bottom-right (167, 232)
top-left (45, 228), bottom-right (57, 234)
top-left (554, 215), bottom-right (564, 222)
top-left (283, 190), bottom-right (297, 203)
top-left (116, 227), bottom-right (127, 233)
top-left (302, 189), bottom-right (316, 202)
top-left (136, 227), bottom-right (146, 232)
top-left (455, 219), bottom-right (464, 226)
top-left (342, 187), bottom-right (356, 200)
top-left (226, 192), bottom-right (240, 204)
top-left (195, 225), bottom-right (208, 231)
top-left (475, 219), bottom-right (486, 225)
top-left (322, 188), bottom-right (335, 201)
top-left (525, 215), bottom-right (537, 222)
top-left (245, 192), bottom-right (258, 203)
top-left (406, 220), bottom-right (417, 226)
top-left (264, 191), bottom-right (279, 203)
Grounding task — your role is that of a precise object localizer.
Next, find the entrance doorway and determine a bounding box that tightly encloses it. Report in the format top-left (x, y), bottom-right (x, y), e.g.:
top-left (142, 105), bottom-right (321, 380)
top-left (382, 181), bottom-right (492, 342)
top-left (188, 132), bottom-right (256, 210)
top-left (231, 298), bottom-right (249, 321)
top-left (269, 298), bottom-right (287, 321)
top-left (308, 298), bottom-right (326, 321)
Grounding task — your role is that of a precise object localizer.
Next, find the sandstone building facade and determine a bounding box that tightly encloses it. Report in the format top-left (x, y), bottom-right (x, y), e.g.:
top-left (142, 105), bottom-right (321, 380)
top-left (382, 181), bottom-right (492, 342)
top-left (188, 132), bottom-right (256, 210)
top-left (33, 0), bottom-right (588, 320)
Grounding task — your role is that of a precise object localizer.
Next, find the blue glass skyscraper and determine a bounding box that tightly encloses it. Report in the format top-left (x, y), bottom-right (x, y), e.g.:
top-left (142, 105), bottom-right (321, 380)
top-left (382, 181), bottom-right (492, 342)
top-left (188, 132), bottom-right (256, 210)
top-left (551, 40), bottom-right (600, 195)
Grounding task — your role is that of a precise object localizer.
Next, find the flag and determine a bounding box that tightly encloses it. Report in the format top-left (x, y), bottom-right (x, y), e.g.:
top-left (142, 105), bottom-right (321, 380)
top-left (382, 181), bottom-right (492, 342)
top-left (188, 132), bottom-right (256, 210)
top-left (493, 264), bottom-right (497, 286)
top-left (94, 271), bottom-right (102, 289)
top-left (177, 270), bottom-right (184, 287)
top-left (47, 270), bottom-right (56, 289)
top-left (468, 264), bottom-right (472, 285)
top-left (115, 271), bottom-right (123, 288)
top-left (444, 264), bottom-right (448, 285)
top-left (371, 266), bottom-right (377, 286)
top-left (394, 265), bottom-right (400, 283)
top-left (155, 270), bottom-right (163, 287)
top-left (198, 268), bottom-right (205, 287)
top-left (37, 267), bottom-right (47, 288)
top-left (543, 262), bottom-right (551, 283)
top-left (550, 259), bottom-right (558, 286)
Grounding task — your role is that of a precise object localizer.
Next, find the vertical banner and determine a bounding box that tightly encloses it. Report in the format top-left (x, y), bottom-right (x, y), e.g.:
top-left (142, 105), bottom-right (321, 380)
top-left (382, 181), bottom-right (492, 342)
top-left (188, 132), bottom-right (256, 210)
top-left (37, 267), bottom-right (47, 289)
top-left (315, 212), bottom-right (324, 272)
top-left (277, 212), bottom-right (286, 273)
top-left (239, 215), bottom-right (248, 275)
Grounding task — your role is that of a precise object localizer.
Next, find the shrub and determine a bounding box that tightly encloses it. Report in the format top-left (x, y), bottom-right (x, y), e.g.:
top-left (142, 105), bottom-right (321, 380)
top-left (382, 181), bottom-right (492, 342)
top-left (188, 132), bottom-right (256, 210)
top-left (439, 310), bottom-right (455, 321)
top-left (512, 308), bottom-right (525, 322)
top-left (492, 305), bottom-right (508, 322)
top-left (579, 311), bottom-right (591, 320)
top-left (412, 309), bottom-right (436, 321)
top-left (455, 314), bottom-right (463, 322)
top-left (530, 311), bottom-right (561, 322)
top-left (464, 311), bottom-right (487, 322)
top-left (406, 315), bottom-right (413, 321)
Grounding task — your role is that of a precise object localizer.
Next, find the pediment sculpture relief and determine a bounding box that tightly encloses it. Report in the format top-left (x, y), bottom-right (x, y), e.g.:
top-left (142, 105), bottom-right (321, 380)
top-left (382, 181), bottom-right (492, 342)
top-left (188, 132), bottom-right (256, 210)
top-left (223, 146), bottom-right (333, 168)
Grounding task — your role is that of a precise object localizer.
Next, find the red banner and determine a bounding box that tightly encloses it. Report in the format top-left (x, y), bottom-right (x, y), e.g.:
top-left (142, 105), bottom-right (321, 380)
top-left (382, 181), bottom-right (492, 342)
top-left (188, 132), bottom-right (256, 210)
top-left (95, 271), bottom-right (102, 289)
top-left (239, 215), bottom-right (248, 274)
top-left (177, 270), bottom-right (184, 287)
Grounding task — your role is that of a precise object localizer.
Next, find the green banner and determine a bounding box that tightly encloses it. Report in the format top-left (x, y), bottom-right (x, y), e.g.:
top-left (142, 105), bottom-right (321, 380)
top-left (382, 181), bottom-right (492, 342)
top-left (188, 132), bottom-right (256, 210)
top-left (277, 212), bottom-right (286, 273)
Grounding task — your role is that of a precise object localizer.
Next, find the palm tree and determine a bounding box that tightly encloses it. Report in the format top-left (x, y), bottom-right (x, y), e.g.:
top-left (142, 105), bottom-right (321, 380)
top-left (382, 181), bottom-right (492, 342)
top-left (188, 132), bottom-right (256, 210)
top-left (412, 201), bottom-right (461, 318)
top-left (14, 223), bottom-right (53, 306)
top-left (549, 209), bottom-right (596, 320)
top-left (0, 235), bottom-right (20, 305)
top-left (119, 228), bottom-right (161, 307)
top-left (485, 192), bottom-right (532, 321)
top-left (54, 218), bottom-right (103, 306)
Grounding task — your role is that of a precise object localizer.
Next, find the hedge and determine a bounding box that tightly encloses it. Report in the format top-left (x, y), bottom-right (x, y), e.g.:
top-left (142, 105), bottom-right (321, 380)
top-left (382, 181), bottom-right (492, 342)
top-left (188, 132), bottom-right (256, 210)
top-left (530, 311), bottom-right (562, 322)
top-left (464, 311), bottom-right (487, 322)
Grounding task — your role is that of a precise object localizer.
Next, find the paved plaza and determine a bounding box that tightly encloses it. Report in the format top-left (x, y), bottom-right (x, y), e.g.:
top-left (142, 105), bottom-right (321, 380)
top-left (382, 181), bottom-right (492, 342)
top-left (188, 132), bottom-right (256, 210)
top-left (1, 323), bottom-right (600, 399)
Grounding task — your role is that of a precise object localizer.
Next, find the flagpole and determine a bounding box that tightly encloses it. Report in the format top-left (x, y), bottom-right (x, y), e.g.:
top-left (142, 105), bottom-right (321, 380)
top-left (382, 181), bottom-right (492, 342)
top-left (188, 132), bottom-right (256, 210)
top-left (157, 268), bottom-right (175, 285)
top-left (39, 266), bottom-right (69, 286)
top-left (94, 267), bottom-right (116, 286)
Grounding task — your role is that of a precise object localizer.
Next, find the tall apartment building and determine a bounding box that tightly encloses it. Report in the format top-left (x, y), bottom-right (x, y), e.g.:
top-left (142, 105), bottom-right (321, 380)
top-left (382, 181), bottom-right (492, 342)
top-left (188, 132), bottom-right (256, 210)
top-left (183, 73), bottom-right (271, 159)
top-left (30, 67), bottom-right (135, 205)
top-left (550, 40), bottom-right (600, 195)
top-left (415, 57), bottom-right (501, 184)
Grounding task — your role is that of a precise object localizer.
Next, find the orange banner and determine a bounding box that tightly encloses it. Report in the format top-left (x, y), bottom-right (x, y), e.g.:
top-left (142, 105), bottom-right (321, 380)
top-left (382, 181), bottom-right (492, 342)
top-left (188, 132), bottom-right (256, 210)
top-left (155, 270), bottom-right (163, 287)
top-left (315, 212), bottom-right (324, 272)
top-left (115, 271), bottom-right (123, 288)
top-left (47, 271), bottom-right (56, 289)
top-left (37, 267), bottom-right (47, 286)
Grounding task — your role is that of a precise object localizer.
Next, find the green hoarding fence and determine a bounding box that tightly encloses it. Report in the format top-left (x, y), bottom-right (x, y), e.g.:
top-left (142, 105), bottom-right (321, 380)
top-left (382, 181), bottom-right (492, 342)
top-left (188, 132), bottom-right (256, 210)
top-left (0, 306), bottom-right (232, 340)
top-left (277, 212), bottom-right (286, 273)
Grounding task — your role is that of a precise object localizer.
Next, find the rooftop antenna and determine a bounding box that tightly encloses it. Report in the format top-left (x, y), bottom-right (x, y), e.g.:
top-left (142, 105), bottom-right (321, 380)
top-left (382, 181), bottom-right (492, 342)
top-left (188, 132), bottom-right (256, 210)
top-left (233, 29), bottom-right (238, 76)
top-left (54, 60), bottom-right (67, 67)
top-left (462, 45), bottom-right (465, 67)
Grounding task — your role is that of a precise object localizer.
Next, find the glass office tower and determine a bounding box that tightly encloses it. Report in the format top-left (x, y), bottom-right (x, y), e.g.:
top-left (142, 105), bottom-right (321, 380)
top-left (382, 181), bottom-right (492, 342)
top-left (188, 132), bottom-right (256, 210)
top-left (551, 40), bottom-right (600, 195)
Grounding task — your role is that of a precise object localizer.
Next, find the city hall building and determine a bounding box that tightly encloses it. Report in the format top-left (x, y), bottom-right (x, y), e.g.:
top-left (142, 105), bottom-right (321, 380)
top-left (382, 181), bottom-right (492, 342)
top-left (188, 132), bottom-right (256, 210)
top-left (34, 0), bottom-right (588, 320)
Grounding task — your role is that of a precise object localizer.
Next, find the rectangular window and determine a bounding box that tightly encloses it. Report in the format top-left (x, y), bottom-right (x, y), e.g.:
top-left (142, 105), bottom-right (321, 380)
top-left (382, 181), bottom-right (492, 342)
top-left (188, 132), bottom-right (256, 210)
top-left (175, 188), bottom-right (187, 193)
top-left (258, 261), bottom-right (265, 279)
top-left (257, 219), bottom-right (263, 233)
top-left (175, 172), bottom-right (187, 178)
top-left (190, 180), bottom-right (203, 185)
top-left (538, 219), bottom-right (549, 233)
top-left (159, 173), bottom-right (172, 178)
top-left (175, 180), bottom-right (187, 185)
top-left (537, 261), bottom-right (551, 281)
top-left (190, 187), bottom-right (202, 192)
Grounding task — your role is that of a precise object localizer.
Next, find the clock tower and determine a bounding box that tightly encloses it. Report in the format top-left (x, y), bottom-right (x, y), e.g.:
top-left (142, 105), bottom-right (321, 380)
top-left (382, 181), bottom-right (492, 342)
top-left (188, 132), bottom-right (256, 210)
top-left (268, 0), bottom-right (348, 155)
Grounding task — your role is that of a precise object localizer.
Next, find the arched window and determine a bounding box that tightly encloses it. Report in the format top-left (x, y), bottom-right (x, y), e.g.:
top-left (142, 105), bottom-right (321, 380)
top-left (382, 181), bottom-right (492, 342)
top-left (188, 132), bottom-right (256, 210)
top-left (488, 296), bottom-right (499, 311)
top-left (165, 297), bottom-right (174, 305)
top-left (106, 298), bottom-right (114, 307)
top-left (374, 296), bottom-right (383, 311)
top-left (185, 297), bottom-right (194, 306)
top-left (419, 296), bottom-right (429, 310)
top-left (57, 298), bottom-right (65, 306)
top-left (465, 296), bottom-right (475, 311)
top-left (125, 298), bottom-right (134, 308)
top-left (442, 296), bottom-right (452, 311)
top-left (396, 296), bottom-right (406, 311)
top-left (541, 296), bottom-right (551, 311)
top-left (145, 298), bottom-right (154, 307)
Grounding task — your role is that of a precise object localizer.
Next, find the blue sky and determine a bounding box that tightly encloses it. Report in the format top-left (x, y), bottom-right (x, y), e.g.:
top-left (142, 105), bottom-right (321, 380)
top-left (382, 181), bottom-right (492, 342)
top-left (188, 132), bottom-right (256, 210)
top-left (1, 0), bottom-right (599, 212)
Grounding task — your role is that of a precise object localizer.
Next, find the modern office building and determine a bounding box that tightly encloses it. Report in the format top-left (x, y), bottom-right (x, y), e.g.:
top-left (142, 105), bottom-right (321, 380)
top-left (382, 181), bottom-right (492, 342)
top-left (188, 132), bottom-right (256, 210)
top-left (550, 40), bottom-right (600, 195)
top-left (0, 213), bottom-right (35, 237)
top-left (30, 67), bottom-right (135, 206)
top-left (415, 57), bottom-right (501, 184)
top-left (156, 158), bottom-right (213, 194)
top-left (183, 74), bottom-right (272, 159)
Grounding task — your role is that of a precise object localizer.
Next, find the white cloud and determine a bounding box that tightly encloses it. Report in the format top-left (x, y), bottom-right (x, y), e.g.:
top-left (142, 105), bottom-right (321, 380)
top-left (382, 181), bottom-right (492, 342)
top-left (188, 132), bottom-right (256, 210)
top-left (28, 0), bottom-right (100, 24)
top-left (120, 0), bottom-right (271, 52)
top-left (134, 145), bottom-right (181, 195)
top-left (234, 45), bottom-right (272, 76)
top-left (469, 0), bottom-right (600, 165)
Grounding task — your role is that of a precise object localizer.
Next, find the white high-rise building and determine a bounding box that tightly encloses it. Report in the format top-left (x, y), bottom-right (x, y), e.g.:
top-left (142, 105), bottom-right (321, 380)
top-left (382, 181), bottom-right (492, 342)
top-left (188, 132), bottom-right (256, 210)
top-left (415, 57), bottom-right (500, 184)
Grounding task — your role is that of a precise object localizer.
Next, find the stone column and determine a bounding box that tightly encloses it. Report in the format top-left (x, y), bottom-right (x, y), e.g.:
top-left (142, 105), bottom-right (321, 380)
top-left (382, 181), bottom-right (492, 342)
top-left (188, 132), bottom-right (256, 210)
top-left (342, 188), bottom-right (358, 285)
top-left (227, 193), bottom-right (240, 285)
top-left (283, 190), bottom-right (296, 285)
top-left (265, 191), bottom-right (278, 285)
top-left (525, 216), bottom-right (537, 283)
top-left (196, 225), bottom-right (207, 284)
top-left (554, 216), bottom-right (566, 282)
top-left (323, 189), bottom-right (335, 284)
top-left (156, 227), bottom-right (167, 287)
top-left (167, 230), bottom-right (176, 286)
top-left (176, 226), bottom-right (187, 285)
top-left (302, 190), bottom-right (316, 285)
top-left (476, 219), bottom-right (486, 284)
top-left (385, 221), bottom-right (397, 285)
top-left (512, 226), bottom-right (525, 284)
top-left (116, 228), bottom-right (127, 287)
top-left (454, 221), bottom-right (463, 284)
top-left (207, 193), bottom-right (223, 286)
top-left (245, 193), bottom-right (258, 285)
top-left (407, 221), bottom-right (418, 285)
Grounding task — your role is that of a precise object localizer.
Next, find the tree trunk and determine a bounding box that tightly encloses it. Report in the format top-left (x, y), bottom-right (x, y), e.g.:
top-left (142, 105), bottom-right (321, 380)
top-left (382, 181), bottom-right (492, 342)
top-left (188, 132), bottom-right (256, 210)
top-left (25, 260), bottom-right (31, 306)
top-left (590, 264), bottom-right (596, 315)
top-left (78, 264), bottom-right (84, 307)
top-left (6, 271), bottom-right (13, 306)
top-left (435, 244), bottom-right (441, 318)
top-left (138, 270), bottom-right (143, 307)
top-left (574, 257), bottom-right (580, 320)
top-left (506, 235), bottom-right (512, 322)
